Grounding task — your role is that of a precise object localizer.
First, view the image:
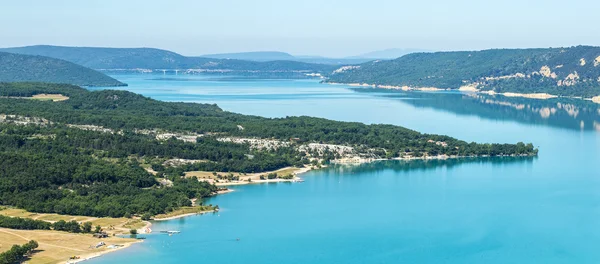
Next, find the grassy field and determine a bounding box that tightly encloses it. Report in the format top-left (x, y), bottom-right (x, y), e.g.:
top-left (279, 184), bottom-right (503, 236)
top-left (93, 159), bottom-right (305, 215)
top-left (0, 208), bottom-right (145, 263)
top-left (0, 228), bottom-right (136, 264)
top-left (30, 94), bottom-right (69, 101)
top-left (1, 94), bottom-right (70, 102)
top-left (184, 171), bottom-right (219, 179)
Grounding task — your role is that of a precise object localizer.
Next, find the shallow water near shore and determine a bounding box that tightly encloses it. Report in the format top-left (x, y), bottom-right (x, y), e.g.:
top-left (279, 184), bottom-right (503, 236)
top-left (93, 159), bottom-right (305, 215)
top-left (88, 74), bottom-right (600, 263)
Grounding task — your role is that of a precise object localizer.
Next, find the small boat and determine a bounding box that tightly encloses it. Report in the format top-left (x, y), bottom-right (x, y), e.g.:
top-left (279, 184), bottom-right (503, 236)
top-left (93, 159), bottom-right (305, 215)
top-left (159, 230), bottom-right (181, 235)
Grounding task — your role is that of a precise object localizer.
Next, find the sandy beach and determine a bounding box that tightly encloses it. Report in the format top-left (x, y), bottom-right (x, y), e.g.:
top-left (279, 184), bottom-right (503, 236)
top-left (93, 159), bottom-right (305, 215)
top-left (64, 241), bottom-right (140, 264)
top-left (153, 209), bottom-right (217, 222)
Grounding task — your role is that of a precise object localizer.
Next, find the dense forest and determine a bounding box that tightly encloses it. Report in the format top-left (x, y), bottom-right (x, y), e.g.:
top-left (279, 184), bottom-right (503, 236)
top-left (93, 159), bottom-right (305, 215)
top-left (0, 45), bottom-right (336, 75)
top-left (0, 82), bottom-right (537, 218)
top-left (0, 83), bottom-right (537, 157)
top-left (326, 46), bottom-right (600, 98)
top-left (0, 124), bottom-right (219, 217)
top-left (0, 52), bottom-right (125, 87)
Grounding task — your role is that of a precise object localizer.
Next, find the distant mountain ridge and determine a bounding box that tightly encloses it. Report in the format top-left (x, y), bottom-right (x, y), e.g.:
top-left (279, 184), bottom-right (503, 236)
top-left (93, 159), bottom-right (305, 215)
top-left (202, 51), bottom-right (374, 65)
top-left (201, 49), bottom-right (431, 63)
top-left (0, 45), bottom-right (335, 75)
top-left (326, 46), bottom-right (600, 98)
top-left (353, 48), bottom-right (432, 59)
top-left (0, 52), bottom-right (125, 87)
top-left (0, 45), bottom-right (431, 69)
top-left (202, 51), bottom-right (296, 61)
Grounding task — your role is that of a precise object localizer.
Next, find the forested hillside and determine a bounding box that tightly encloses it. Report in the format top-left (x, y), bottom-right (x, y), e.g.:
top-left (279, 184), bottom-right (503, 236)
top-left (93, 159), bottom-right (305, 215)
top-left (0, 82), bottom-right (537, 217)
top-left (0, 52), bottom-right (125, 87)
top-left (0, 45), bottom-right (335, 74)
top-left (327, 46), bottom-right (600, 98)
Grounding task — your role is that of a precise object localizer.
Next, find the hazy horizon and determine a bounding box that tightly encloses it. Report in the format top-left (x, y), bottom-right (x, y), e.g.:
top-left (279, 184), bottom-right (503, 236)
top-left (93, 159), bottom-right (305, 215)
top-left (3, 0), bottom-right (600, 57)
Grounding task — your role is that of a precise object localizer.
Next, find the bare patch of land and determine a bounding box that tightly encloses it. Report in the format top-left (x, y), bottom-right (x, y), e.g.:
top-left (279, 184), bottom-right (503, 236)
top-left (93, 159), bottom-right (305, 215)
top-left (185, 166), bottom-right (315, 186)
top-left (30, 94), bottom-right (70, 101)
top-left (1, 94), bottom-right (70, 102)
top-left (153, 206), bottom-right (216, 221)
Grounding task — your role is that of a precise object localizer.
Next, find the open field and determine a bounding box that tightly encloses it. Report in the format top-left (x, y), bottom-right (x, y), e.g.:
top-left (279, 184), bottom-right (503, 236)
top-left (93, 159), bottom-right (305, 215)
top-left (0, 94), bottom-right (69, 102)
top-left (0, 228), bottom-right (137, 264)
top-left (30, 94), bottom-right (70, 101)
top-left (0, 205), bottom-right (222, 262)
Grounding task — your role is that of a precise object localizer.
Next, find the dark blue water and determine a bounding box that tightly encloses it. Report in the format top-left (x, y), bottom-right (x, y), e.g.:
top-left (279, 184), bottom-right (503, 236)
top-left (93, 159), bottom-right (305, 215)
top-left (89, 74), bottom-right (600, 264)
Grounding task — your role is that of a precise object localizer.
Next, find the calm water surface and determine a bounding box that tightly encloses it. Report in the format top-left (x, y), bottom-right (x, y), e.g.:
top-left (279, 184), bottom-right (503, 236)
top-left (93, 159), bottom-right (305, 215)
top-left (89, 74), bottom-right (600, 264)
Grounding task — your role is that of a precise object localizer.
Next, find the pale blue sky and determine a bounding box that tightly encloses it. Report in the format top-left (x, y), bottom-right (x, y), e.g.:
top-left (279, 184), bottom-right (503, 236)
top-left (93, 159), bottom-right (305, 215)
top-left (2, 0), bottom-right (599, 57)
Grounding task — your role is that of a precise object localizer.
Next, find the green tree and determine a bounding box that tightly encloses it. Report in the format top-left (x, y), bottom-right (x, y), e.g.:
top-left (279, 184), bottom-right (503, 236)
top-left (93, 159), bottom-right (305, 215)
top-left (82, 222), bottom-right (93, 233)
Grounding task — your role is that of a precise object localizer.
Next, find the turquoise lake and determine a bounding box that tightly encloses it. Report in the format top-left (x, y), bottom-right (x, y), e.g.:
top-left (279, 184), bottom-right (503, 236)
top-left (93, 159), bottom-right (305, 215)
top-left (89, 74), bottom-right (600, 263)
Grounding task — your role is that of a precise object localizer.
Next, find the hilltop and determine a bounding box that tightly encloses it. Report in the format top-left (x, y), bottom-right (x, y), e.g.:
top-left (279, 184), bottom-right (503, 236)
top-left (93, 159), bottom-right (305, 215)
top-left (0, 52), bottom-right (125, 87)
top-left (326, 46), bottom-right (600, 98)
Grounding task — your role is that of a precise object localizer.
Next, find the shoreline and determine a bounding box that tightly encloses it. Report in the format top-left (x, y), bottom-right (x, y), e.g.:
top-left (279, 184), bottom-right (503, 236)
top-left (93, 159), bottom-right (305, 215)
top-left (71, 209), bottom-right (220, 263)
top-left (188, 166), bottom-right (317, 187)
top-left (0, 225), bottom-right (140, 264)
top-left (65, 240), bottom-right (140, 264)
top-left (331, 153), bottom-right (536, 165)
top-left (70, 153), bottom-right (533, 263)
top-left (60, 167), bottom-right (312, 263)
top-left (153, 209), bottom-right (218, 222)
top-left (326, 82), bottom-right (598, 102)
top-left (215, 165), bottom-right (316, 186)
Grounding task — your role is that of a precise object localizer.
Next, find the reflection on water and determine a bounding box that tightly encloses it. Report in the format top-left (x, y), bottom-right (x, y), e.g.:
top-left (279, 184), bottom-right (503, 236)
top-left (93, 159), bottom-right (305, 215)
top-left (354, 89), bottom-right (600, 131)
top-left (324, 156), bottom-right (535, 175)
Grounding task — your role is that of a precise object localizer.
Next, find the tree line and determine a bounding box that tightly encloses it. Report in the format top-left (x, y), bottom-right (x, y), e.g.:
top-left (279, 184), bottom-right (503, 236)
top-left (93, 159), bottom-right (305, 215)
top-left (0, 240), bottom-right (38, 264)
top-left (0, 215), bottom-right (99, 234)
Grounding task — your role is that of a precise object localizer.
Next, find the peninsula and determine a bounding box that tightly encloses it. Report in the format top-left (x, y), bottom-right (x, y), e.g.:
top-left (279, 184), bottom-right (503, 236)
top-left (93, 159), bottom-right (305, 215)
top-left (0, 82), bottom-right (537, 217)
top-left (0, 82), bottom-right (537, 263)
